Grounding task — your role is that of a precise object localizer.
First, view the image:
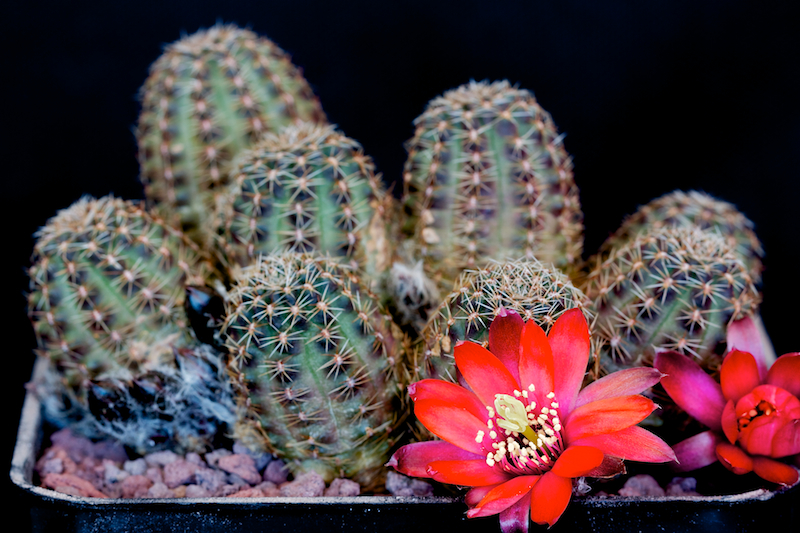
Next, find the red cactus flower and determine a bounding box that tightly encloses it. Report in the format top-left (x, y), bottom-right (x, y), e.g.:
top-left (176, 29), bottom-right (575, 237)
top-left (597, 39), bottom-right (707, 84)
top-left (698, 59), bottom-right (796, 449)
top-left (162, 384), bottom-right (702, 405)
top-left (388, 308), bottom-right (675, 532)
top-left (654, 316), bottom-right (800, 486)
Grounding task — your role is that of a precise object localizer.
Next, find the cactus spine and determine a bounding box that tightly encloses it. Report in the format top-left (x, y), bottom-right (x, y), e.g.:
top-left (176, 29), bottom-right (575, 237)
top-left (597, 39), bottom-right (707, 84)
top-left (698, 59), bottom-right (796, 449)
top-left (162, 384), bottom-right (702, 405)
top-left (136, 23), bottom-right (327, 243)
top-left (220, 253), bottom-right (402, 488)
top-left (583, 226), bottom-right (761, 377)
top-left (212, 123), bottom-right (392, 285)
top-left (401, 80), bottom-right (584, 289)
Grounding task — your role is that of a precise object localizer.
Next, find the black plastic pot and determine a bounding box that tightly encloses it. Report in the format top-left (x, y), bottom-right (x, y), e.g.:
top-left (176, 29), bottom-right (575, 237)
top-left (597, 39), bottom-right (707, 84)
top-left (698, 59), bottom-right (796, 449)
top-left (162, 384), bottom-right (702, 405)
top-left (11, 359), bottom-right (800, 533)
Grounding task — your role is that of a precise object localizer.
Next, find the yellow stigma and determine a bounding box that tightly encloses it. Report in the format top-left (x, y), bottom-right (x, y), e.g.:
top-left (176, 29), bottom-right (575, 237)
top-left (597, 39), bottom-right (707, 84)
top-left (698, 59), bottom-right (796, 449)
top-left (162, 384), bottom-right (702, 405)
top-left (494, 394), bottom-right (537, 442)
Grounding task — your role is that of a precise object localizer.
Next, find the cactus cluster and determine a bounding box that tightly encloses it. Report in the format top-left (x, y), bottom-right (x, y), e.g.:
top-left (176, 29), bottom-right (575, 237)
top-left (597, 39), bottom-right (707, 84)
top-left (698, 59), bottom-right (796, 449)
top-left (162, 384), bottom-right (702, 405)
top-left (136, 24), bottom-right (326, 244)
top-left (220, 253), bottom-right (402, 488)
top-left (401, 80), bottom-right (584, 288)
top-left (583, 226), bottom-right (761, 377)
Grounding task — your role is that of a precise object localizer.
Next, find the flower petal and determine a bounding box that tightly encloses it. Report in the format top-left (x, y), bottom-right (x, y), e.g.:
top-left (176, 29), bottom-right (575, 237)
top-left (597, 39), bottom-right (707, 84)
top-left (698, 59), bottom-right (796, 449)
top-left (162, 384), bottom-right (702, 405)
top-left (584, 455), bottom-right (626, 478)
top-left (772, 419), bottom-right (800, 458)
top-left (563, 395), bottom-right (658, 443)
top-left (550, 446), bottom-right (604, 477)
top-left (575, 367), bottom-right (664, 408)
top-left (671, 430), bottom-right (724, 472)
top-left (414, 399), bottom-right (489, 454)
top-left (386, 440), bottom-right (483, 478)
top-left (739, 415), bottom-right (790, 457)
top-left (454, 341), bottom-right (520, 407)
top-left (409, 379), bottom-right (488, 421)
top-left (726, 315), bottom-right (774, 377)
top-left (721, 399), bottom-right (738, 444)
top-left (548, 309), bottom-right (591, 415)
top-left (766, 353), bottom-right (800, 398)
top-left (570, 425), bottom-right (676, 464)
top-left (427, 459), bottom-right (513, 486)
top-left (468, 476), bottom-right (539, 518)
top-left (465, 485), bottom-right (496, 507)
top-left (720, 350), bottom-right (761, 403)
top-left (715, 442), bottom-right (753, 475)
top-left (653, 350), bottom-right (725, 431)
top-left (517, 319), bottom-right (554, 402)
top-left (529, 471), bottom-right (573, 527)
top-left (489, 308), bottom-right (524, 383)
top-left (752, 456), bottom-right (800, 486)
top-left (499, 492), bottom-right (532, 533)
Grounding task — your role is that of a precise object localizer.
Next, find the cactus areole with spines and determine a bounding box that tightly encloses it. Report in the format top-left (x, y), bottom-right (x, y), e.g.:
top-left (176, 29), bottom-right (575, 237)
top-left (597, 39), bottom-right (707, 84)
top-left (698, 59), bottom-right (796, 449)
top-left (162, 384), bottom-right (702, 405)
top-left (401, 80), bottom-right (584, 287)
top-left (584, 226), bottom-right (761, 377)
top-left (221, 254), bottom-right (402, 488)
top-left (136, 23), bottom-right (327, 244)
top-left (213, 123), bottom-right (391, 284)
top-left (27, 195), bottom-right (209, 392)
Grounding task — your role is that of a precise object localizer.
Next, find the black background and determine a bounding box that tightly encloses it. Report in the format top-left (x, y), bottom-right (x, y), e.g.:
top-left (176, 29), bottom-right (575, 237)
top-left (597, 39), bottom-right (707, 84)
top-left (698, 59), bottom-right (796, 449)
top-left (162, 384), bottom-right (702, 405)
top-left (3, 1), bottom-right (799, 528)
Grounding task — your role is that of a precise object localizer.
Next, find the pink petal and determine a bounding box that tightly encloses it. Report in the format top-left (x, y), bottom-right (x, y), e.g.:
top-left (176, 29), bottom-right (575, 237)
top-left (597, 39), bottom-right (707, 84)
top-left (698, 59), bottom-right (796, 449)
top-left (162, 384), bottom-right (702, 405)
top-left (570, 425), bottom-right (676, 464)
top-left (550, 446), bottom-right (604, 477)
top-left (766, 353), bottom-right (800, 398)
top-left (575, 367), bottom-right (664, 408)
top-left (489, 308), bottom-right (524, 383)
top-left (563, 395), bottom-right (657, 443)
top-left (427, 459), bottom-right (513, 486)
top-left (671, 430), bottom-right (724, 472)
top-left (720, 350), bottom-right (761, 403)
top-left (772, 420), bottom-right (800, 458)
top-left (414, 399), bottom-right (489, 454)
top-left (467, 476), bottom-right (539, 518)
top-left (529, 471), bottom-right (573, 527)
top-left (726, 314), bottom-right (774, 378)
top-left (517, 319), bottom-right (554, 404)
top-left (386, 440), bottom-right (483, 478)
top-left (454, 341), bottom-right (520, 407)
top-left (499, 492), bottom-right (532, 533)
top-left (715, 442), bottom-right (753, 475)
top-left (548, 309), bottom-right (591, 415)
top-left (409, 379), bottom-right (488, 421)
top-left (653, 350), bottom-right (725, 431)
top-left (752, 456), bottom-right (800, 486)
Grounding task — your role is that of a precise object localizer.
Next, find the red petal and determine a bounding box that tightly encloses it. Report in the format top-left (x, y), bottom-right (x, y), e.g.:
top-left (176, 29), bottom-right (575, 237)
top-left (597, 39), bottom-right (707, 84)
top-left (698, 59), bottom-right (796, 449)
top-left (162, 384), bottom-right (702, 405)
top-left (563, 395), bottom-right (657, 443)
top-left (570, 425), bottom-right (676, 464)
top-left (409, 379), bottom-right (488, 421)
top-left (414, 399), bottom-right (489, 454)
top-left (721, 399), bottom-right (738, 444)
top-left (715, 442), bottom-right (753, 475)
top-left (529, 471), bottom-right (573, 527)
top-left (726, 315), bottom-right (773, 378)
top-left (468, 476), bottom-right (539, 518)
top-left (386, 440), bottom-right (483, 478)
top-left (548, 309), bottom-right (591, 415)
top-left (671, 430), bottom-right (723, 472)
top-left (752, 456), bottom-right (800, 486)
top-left (575, 367), bottom-right (664, 408)
top-left (550, 446), bottom-right (604, 477)
top-left (517, 319), bottom-right (554, 402)
top-left (489, 308), bottom-right (524, 384)
top-left (454, 341), bottom-right (520, 407)
top-left (720, 350), bottom-right (761, 403)
top-left (766, 353), bottom-right (800, 398)
top-left (772, 420), bottom-right (800, 457)
top-left (653, 351), bottom-right (725, 431)
top-left (739, 415), bottom-right (788, 457)
top-left (499, 492), bottom-right (532, 533)
top-left (427, 459), bottom-right (512, 486)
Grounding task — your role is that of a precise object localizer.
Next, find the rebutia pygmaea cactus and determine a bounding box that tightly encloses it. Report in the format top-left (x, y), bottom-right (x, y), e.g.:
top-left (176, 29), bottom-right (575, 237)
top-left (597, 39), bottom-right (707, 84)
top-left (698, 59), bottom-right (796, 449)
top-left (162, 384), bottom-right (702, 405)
top-left (401, 80), bottom-right (584, 288)
top-left (412, 258), bottom-right (593, 385)
top-left (597, 189), bottom-right (764, 283)
top-left (136, 23), bottom-right (326, 244)
top-left (212, 123), bottom-right (392, 285)
top-left (220, 253), bottom-right (403, 488)
top-left (583, 226), bottom-right (761, 377)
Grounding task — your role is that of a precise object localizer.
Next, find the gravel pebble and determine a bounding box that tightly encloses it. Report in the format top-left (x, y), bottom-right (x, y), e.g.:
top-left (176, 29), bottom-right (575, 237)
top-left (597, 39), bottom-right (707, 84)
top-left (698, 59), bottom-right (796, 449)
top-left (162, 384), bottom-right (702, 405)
top-left (264, 459), bottom-right (289, 484)
top-left (163, 459), bottom-right (200, 488)
top-left (218, 454), bottom-right (261, 485)
top-left (385, 471), bottom-right (434, 497)
top-left (618, 474), bottom-right (666, 497)
top-left (120, 475), bottom-right (153, 498)
top-left (204, 448), bottom-right (232, 468)
top-left (124, 458), bottom-right (148, 476)
top-left (233, 442), bottom-right (271, 472)
top-left (666, 477), bottom-right (701, 497)
top-left (324, 478), bottom-right (360, 497)
top-left (146, 482), bottom-right (175, 498)
top-left (185, 484), bottom-right (210, 498)
top-left (145, 450), bottom-right (180, 467)
top-left (279, 471), bottom-right (326, 497)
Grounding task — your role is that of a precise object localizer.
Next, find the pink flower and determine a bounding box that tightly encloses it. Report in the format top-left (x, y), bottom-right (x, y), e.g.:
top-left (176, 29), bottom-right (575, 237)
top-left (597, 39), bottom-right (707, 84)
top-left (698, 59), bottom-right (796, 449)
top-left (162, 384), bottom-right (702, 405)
top-left (654, 316), bottom-right (800, 486)
top-left (388, 308), bottom-right (675, 532)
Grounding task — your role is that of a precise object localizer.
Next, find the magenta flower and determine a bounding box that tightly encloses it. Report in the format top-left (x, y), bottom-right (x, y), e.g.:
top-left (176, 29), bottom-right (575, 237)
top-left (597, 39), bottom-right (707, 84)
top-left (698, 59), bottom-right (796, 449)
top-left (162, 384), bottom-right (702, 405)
top-left (388, 308), bottom-right (675, 531)
top-left (654, 316), bottom-right (800, 486)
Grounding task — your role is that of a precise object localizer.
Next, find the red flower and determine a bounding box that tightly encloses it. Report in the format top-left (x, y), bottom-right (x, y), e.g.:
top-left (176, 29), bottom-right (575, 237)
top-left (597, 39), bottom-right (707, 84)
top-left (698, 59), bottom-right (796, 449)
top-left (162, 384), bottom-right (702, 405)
top-left (388, 308), bottom-right (675, 532)
top-left (654, 316), bottom-right (800, 486)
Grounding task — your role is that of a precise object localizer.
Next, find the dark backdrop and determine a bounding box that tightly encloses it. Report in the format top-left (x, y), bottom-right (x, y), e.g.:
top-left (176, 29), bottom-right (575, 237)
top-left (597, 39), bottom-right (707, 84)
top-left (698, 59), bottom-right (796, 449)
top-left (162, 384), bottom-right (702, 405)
top-left (3, 1), bottom-right (799, 528)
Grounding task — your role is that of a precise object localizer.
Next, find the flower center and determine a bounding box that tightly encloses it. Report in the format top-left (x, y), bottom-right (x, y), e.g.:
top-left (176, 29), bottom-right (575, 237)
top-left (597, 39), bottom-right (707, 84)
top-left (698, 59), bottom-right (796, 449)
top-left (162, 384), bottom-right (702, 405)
top-left (737, 399), bottom-right (776, 431)
top-left (477, 384), bottom-right (564, 475)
